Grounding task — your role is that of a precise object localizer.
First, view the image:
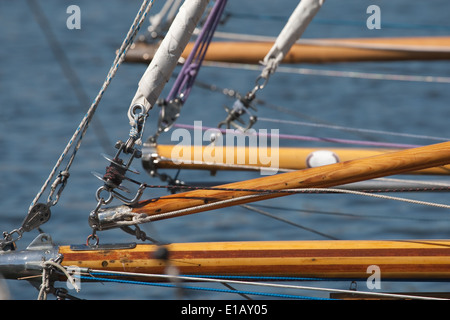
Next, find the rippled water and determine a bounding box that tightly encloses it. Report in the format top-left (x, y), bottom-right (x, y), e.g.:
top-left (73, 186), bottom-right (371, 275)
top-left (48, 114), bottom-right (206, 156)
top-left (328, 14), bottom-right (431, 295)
top-left (1, 0), bottom-right (449, 299)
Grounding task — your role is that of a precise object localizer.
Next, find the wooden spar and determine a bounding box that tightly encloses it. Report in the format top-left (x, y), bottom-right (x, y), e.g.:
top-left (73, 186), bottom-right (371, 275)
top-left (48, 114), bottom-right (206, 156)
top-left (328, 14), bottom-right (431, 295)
top-left (124, 36), bottom-right (450, 64)
top-left (145, 144), bottom-right (450, 175)
top-left (59, 239), bottom-right (450, 281)
top-left (101, 141), bottom-right (450, 222)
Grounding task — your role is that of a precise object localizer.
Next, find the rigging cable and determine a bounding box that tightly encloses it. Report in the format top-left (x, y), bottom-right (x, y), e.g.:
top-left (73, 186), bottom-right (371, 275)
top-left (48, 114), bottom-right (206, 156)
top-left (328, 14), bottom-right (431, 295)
top-left (26, 0), bottom-right (111, 152)
top-left (87, 0), bottom-right (212, 245)
top-left (80, 273), bottom-right (334, 300)
top-left (203, 60), bottom-right (450, 84)
top-left (29, 0), bottom-right (154, 211)
top-left (98, 185), bottom-right (450, 229)
top-left (249, 202), bottom-right (450, 223)
top-left (0, 0), bottom-right (155, 250)
top-left (256, 117), bottom-right (450, 143)
top-left (217, 0), bottom-right (325, 131)
top-left (224, 11), bottom-right (450, 31)
top-left (192, 77), bottom-right (450, 143)
top-left (150, 0), bottom-right (228, 141)
top-left (173, 122), bottom-right (422, 149)
top-left (241, 204), bottom-right (339, 240)
top-left (82, 270), bottom-right (448, 300)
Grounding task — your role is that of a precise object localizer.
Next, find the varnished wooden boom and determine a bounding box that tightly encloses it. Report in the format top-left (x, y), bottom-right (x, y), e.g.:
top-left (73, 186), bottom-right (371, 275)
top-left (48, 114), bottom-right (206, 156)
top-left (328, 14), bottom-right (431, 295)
top-left (131, 141), bottom-right (450, 220)
top-left (150, 145), bottom-right (450, 175)
top-left (125, 37), bottom-right (450, 64)
top-left (60, 240), bottom-right (450, 281)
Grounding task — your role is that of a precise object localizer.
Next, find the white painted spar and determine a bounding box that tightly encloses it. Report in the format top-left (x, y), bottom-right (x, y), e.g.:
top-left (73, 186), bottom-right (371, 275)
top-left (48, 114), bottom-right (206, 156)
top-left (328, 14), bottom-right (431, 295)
top-left (261, 0), bottom-right (325, 77)
top-left (128, 0), bottom-right (210, 124)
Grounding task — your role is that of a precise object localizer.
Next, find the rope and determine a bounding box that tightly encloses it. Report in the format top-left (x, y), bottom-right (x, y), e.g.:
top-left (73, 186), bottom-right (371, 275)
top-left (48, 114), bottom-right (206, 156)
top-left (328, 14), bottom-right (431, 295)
top-left (37, 260), bottom-right (80, 300)
top-left (83, 270), bottom-right (448, 300)
top-left (29, 0), bottom-right (155, 212)
top-left (192, 78), bottom-right (448, 144)
top-left (241, 204), bottom-right (339, 240)
top-left (173, 123), bottom-right (421, 149)
top-left (248, 203), bottom-right (450, 223)
top-left (257, 117), bottom-right (450, 143)
top-left (151, 0), bottom-right (227, 138)
top-left (202, 60), bottom-right (450, 84)
top-left (225, 11), bottom-right (450, 31)
top-left (26, 0), bottom-right (111, 152)
top-left (80, 274), bottom-right (331, 300)
top-left (376, 177), bottom-right (450, 189)
top-left (127, 177), bottom-right (450, 194)
top-left (44, 261), bottom-right (80, 292)
top-left (108, 186), bottom-right (450, 227)
top-left (166, 0), bottom-right (227, 102)
top-left (313, 188), bottom-right (450, 209)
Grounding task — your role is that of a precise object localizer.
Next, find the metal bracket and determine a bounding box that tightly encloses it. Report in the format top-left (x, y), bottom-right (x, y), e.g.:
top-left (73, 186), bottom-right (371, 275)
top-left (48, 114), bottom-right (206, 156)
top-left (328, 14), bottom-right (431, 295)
top-left (70, 242), bottom-right (136, 251)
top-left (157, 98), bottom-right (183, 134)
top-left (0, 233), bottom-right (58, 281)
top-left (218, 98), bottom-right (257, 132)
top-left (26, 233), bottom-right (55, 251)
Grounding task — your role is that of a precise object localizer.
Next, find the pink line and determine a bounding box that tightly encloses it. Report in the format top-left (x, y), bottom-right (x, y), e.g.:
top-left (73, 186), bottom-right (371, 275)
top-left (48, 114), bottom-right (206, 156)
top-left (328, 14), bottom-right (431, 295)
top-left (173, 123), bottom-right (421, 149)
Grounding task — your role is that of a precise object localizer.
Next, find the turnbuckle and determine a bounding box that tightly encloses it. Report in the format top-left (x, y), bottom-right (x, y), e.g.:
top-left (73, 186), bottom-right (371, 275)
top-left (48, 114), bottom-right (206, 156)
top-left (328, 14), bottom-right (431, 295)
top-left (88, 104), bottom-right (150, 244)
top-left (91, 104), bottom-right (148, 207)
top-left (88, 139), bottom-right (147, 245)
top-left (92, 141), bottom-right (145, 206)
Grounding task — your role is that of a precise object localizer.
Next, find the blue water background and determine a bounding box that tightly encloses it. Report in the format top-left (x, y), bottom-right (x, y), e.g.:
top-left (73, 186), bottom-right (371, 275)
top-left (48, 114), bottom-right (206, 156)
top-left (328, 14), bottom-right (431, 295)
top-left (0, 0), bottom-right (450, 299)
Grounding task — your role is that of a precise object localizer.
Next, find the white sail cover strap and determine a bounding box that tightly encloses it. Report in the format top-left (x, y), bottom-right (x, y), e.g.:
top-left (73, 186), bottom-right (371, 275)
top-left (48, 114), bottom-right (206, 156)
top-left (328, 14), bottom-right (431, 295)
top-left (260, 0), bottom-right (325, 80)
top-left (128, 0), bottom-right (210, 124)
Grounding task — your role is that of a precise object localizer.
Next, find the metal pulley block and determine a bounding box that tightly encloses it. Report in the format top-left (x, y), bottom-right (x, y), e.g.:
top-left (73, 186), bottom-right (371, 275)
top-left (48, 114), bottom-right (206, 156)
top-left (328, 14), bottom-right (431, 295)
top-left (21, 203), bottom-right (52, 233)
top-left (1, 203), bottom-right (51, 251)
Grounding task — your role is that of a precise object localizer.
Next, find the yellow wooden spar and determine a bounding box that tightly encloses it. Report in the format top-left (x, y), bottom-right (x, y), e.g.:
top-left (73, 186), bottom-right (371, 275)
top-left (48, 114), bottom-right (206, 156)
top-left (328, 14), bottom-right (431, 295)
top-left (125, 37), bottom-right (450, 64)
top-left (145, 144), bottom-right (450, 175)
top-left (60, 239), bottom-right (450, 281)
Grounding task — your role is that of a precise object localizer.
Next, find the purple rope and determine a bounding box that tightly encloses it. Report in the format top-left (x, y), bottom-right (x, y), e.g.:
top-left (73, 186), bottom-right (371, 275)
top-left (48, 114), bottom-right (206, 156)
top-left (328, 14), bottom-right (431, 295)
top-left (167, 0), bottom-right (227, 102)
